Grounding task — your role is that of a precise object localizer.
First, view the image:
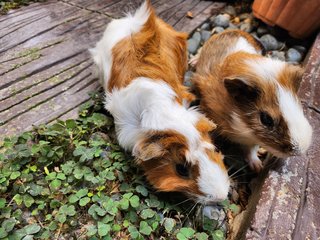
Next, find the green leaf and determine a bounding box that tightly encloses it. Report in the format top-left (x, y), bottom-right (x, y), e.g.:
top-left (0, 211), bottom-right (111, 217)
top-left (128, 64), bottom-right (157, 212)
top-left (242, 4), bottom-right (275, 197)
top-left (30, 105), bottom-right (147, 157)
top-left (2, 218), bottom-right (16, 232)
top-left (8, 196), bottom-right (18, 208)
top-left (129, 195), bottom-right (139, 208)
top-left (0, 198), bottom-right (6, 208)
top-left (128, 226), bottom-right (140, 239)
top-left (24, 223), bottom-right (41, 235)
top-left (86, 225), bottom-right (97, 237)
top-left (0, 227), bottom-right (8, 238)
top-left (23, 194), bottom-right (34, 207)
top-left (140, 209), bottom-right (155, 219)
top-left (179, 228), bottom-right (196, 238)
top-left (76, 188), bottom-right (88, 198)
top-left (195, 232), bottom-right (209, 240)
top-left (50, 179), bottom-right (61, 190)
top-left (212, 230), bottom-right (225, 240)
top-left (97, 222), bottom-right (110, 237)
top-left (10, 171), bottom-right (21, 180)
top-left (139, 221), bottom-right (152, 236)
top-left (69, 194), bottom-right (79, 203)
top-left (79, 197), bottom-right (90, 206)
top-left (55, 213), bottom-right (66, 223)
top-left (56, 173), bottom-right (66, 180)
top-left (177, 233), bottom-right (188, 240)
top-left (163, 218), bottom-right (175, 233)
top-left (229, 204), bottom-right (240, 215)
top-left (89, 113), bottom-right (109, 127)
top-left (136, 185), bottom-right (148, 197)
top-left (119, 198), bottom-right (129, 210)
top-left (66, 119), bottom-right (77, 129)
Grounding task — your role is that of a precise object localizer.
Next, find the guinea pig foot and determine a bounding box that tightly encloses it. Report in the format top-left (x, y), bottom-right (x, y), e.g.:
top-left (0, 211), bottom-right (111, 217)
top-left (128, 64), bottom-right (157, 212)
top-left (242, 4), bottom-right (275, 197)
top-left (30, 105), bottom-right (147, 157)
top-left (188, 55), bottom-right (199, 67)
top-left (248, 157), bottom-right (263, 173)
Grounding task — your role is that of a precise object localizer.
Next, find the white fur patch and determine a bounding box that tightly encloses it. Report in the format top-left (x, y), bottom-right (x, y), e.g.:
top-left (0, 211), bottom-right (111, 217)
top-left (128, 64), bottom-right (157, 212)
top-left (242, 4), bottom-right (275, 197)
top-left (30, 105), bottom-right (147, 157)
top-left (89, 1), bottom-right (150, 88)
top-left (231, 37), bottom-right (260, 55)
top-left (246, 57), bottom-right (286, 83)
top-left (106, 78), bottom-right (201, 152)
top-left (277, 86), bottom-right (312, 154)
top-left (197, 152), bottom-right (230, 202)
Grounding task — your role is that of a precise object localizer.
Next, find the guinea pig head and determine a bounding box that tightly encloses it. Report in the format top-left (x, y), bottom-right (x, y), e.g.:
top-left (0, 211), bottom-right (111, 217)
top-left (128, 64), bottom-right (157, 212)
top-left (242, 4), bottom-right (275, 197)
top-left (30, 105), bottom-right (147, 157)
top-left (221, 52), bottom-right (312, 157)
top-left (133, 118), bottom-right (230, 204)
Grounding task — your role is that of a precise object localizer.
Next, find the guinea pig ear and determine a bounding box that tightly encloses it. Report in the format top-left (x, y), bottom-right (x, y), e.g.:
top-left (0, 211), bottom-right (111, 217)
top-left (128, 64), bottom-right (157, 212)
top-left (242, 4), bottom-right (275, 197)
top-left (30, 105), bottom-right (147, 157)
top-left (196, 117), bottom-right (217, 133)
top-left (224, 78), bottom-right (260, 104)
top-left (133, 141), bottom-right (166, 162)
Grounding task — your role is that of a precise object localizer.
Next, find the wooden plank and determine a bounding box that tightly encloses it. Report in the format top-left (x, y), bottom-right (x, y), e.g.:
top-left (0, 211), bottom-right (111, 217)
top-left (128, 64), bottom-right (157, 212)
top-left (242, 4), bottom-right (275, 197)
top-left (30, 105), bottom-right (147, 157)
top-left (245, 33), bottom-right (320, 240)
top-left (0, 0), bottom-right (223, 139)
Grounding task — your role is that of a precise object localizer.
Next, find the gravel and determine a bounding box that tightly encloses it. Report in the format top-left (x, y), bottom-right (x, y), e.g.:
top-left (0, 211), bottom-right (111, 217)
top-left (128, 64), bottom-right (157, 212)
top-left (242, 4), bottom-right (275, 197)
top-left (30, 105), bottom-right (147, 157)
top-left (212, 14), bottom-right (230, 28)
top-left (212, 26), bottom-right (225, 34)
top-left (187, 32), bottom-right (201, 54)
top-left (201, 30), bottom-right (211, 42)
top-left (184, 71), bottom-right (193, 87)
top-left (223, 5), bottom-right (236, 16)
top-left (240, 22), bottom-right (253, 33)
top-left (259, 34), bottom-right (279, 51)
top-left (257, 26), bottom-right (268, 36)
top-left (270, 50), bottom-right (286, 61)
top-left (200, 22), bottom-right (210, 31)
top-left (286, 48), bottom-right (303, 62)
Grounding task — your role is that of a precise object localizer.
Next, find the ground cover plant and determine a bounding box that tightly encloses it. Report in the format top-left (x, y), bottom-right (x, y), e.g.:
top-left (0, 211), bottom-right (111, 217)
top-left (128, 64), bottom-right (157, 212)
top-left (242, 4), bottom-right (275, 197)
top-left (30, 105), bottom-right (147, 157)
top-left (0, 91), bottom-right (239, 239)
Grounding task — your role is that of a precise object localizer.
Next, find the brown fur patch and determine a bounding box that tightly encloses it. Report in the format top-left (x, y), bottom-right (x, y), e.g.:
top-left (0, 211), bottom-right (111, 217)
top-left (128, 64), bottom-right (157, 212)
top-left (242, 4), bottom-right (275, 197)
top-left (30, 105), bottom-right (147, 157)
top-left (107, 5), bottom-right (192, 104)
top-left (136, 130), bottom-right (202, 196)
top-left (192, 37), bottom-right (295, 156)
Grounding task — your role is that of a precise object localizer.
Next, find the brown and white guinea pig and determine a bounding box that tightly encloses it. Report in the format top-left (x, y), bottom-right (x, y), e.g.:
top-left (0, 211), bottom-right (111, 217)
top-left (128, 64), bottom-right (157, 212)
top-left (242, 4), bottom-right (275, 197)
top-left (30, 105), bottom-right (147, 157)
top-left (192, 30), bottom-right (312, 172)
top-left (90, 1), bottom-right (230, 203)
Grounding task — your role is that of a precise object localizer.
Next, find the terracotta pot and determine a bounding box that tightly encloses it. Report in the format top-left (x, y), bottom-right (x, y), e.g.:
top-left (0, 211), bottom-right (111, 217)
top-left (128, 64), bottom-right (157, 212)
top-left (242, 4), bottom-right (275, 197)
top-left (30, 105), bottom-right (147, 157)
top-left (252, 0), bottom-right (320, 39)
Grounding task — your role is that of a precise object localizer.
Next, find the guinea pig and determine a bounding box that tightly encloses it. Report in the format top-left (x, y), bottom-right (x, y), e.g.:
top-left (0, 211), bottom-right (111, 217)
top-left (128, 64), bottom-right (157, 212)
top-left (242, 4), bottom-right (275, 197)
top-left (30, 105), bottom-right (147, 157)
top-left (90, 0), bottom-right (230, 203)
top-left (192, 30), bottom-right (312, 172)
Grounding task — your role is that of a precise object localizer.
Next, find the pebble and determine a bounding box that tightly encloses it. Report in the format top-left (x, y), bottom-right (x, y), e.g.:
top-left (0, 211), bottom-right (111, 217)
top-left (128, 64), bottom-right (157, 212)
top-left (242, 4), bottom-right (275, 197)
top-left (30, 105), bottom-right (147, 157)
top-left (203, 206), bottom-right (226, 226)
top-left (259, 34), bottom-right (279, 51)
top-left (270, 51), bottom-right (286, 61)
top-left (212, 14), bottom-right (230, 28)
top-left (227, 23), bottom-right (238, 30)
top-left (233, 17), bottom-right (240, 24)
top-left (212, 26), bottom-right (224, 34)
top-left (192, 31), bottom-right (201, 42)
top-left (184, 71), bottom-right (193, 88)
top-left (201, 30), bottom-right (211, 42)
top-left (200, 22), bottom-right (210, 30)
top-left (239, 13), bottom-right (252, 21)
top-left (223, 5), bottom-right (236, 16)
top-left (240, 22), bottom-right (253, 33)
top-left (257, 26), bottom-right (268, 36)
top-left (286, 48), bottom-right (303, 62)
top-left (293, 45), bottom-right (307, 54)
top-left (187, 32), bottom-right (201, 54)
top-left (251, 32), bottom-right (258, 38)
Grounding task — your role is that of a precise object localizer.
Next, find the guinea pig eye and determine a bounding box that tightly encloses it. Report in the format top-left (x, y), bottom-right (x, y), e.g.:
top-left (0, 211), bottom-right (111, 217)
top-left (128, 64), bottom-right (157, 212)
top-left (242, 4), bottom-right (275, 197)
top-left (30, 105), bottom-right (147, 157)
top-left (175, 164), bottom-right (190, 178)
top-left (260, 111), bottom-right (274, 128)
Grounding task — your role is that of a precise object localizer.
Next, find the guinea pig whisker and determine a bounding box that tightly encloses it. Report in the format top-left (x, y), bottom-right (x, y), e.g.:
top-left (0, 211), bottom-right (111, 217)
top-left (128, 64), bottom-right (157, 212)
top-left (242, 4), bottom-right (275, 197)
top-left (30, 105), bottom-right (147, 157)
top-left (229, 164), bottom-right (249, 179)
top-left (231, 172), bottom-right (256, 180)
top-left (152, 162), bottom-right (170, 171)
top-left (186, 200), bottom-right (200, 221)
top-left (171, 198), bottom-right (193, 207)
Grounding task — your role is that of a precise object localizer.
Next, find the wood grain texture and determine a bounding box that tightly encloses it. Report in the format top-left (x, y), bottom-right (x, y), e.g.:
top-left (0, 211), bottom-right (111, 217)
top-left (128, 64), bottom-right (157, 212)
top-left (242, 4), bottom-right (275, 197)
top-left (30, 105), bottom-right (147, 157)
top-left (0, 0), bottom-right (223, 138)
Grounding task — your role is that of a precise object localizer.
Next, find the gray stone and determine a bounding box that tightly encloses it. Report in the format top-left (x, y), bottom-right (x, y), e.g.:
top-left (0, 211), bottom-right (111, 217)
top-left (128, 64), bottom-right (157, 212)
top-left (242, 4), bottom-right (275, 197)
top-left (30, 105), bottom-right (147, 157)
top-left (192, 31), bottom-right (201, 42)
top-left (293, 45), bottom-right (307, 54)
top-left (187, 38), bottom-right (200, 54)
top-left (212, 26), bottom-right (224, 34)
top-left (240, 22), bottom-right (253, 33)
top-left (257, 26), bottom-right (268, 36)
top-left (259, 34), bottom-right (279, 51)
top-left (239, 13), bottom-right (252, 21)
top-left (203, 206), bottom-right (226, 226)
top-left (227, 23), bottom-right (238, 30)
top-left (184, 71), bottom-right (193, 87)
top-left (223, 5), bottom-right (236, 16)
top-left (286, 48), bottom-right (303, 62)
top-left (200, 22), bottom-right (210, 30)
top-left (270, 51), bottom-right (286, 61)
top-left (251, 32), bottom-right (258, 38)
top-left (213, 14), bottom-right (230, 28)
top-left (201, 30), bottom-right (211, 42)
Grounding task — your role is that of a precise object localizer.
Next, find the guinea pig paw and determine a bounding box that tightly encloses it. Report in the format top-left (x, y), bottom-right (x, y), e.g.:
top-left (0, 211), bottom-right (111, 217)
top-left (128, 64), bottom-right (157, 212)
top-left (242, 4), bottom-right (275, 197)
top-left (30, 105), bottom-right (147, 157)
top-left (248, 157), bottom-right (263, 173)
top-left (188, 55), bottom-right (199, 67)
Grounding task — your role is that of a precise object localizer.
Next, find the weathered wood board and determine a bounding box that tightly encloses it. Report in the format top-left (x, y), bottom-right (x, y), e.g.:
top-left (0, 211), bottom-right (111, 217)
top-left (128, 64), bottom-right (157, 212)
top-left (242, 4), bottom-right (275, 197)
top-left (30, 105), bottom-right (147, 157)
top-left (0, 0), bottom-right (225, 138)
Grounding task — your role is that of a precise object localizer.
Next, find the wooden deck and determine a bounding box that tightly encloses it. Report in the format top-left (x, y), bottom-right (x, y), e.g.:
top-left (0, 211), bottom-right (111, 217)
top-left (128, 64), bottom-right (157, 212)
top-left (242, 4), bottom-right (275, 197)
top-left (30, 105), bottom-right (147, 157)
top-left (0, 0), bottom-right (225, 137)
